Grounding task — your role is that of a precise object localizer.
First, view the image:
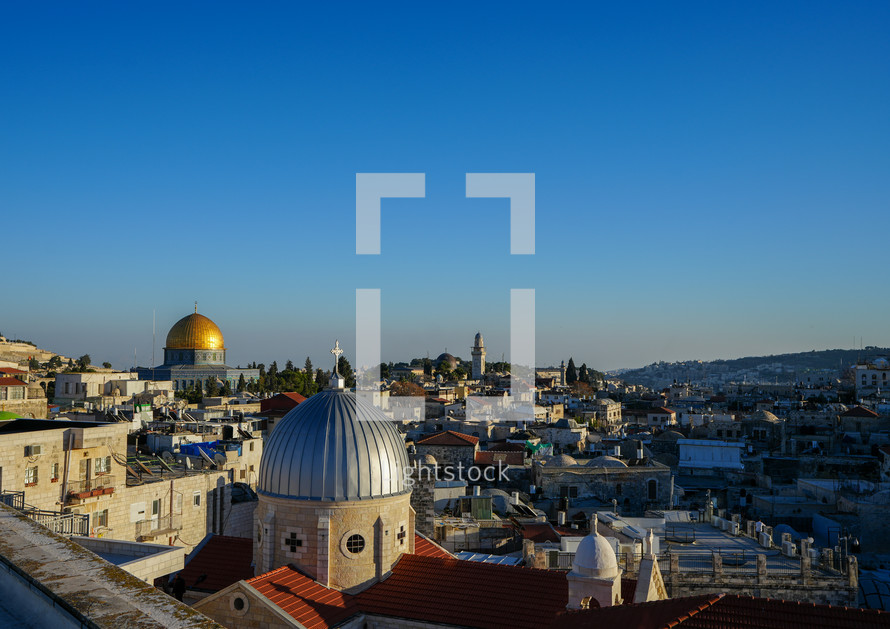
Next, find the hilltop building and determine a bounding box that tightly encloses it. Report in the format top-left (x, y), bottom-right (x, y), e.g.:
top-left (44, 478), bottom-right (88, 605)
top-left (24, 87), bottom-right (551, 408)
top-left (137, 307), bottom-right (258, 392)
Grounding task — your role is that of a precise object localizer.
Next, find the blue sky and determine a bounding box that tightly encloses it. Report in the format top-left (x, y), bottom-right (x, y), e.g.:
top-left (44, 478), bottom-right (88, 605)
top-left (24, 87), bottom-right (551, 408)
top-left (1, 2), bottom-right (888, 371)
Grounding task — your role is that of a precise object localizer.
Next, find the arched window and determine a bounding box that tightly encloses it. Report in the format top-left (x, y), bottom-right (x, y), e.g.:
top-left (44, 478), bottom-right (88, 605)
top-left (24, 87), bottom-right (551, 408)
top-left (648, 479), bottom-right (658, 501)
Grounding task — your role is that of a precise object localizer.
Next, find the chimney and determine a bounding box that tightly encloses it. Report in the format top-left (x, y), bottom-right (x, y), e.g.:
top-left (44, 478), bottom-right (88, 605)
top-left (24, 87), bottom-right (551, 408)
top-left (472, 485), bottom-right (481, 496)
top-left (636, 440), bottom-right (644, 460)
top-left (558, 511), bottom-right (566, 526)
top-left (511, 491), bottom-right (520, 505)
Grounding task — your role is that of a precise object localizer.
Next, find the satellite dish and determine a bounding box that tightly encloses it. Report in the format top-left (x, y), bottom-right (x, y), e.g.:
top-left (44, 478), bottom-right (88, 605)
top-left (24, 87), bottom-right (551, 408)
top-left (161, 451), bottom-right (175, 463)
top-left (184, 457), bottom-right (193, 470)
top-left (214, 453), bottom-right (227, 467)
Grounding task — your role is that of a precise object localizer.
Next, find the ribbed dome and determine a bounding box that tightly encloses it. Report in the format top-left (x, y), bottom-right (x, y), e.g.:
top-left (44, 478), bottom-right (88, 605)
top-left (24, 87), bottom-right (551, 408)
top-left (165, 312), bottom-right (225, 350)
top-left (258, 389), bottom-right (410, 501)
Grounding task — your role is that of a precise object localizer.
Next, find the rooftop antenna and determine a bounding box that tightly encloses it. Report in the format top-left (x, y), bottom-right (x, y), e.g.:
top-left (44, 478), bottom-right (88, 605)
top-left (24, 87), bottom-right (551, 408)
top-left (152, 309), bottom-right (156, 377)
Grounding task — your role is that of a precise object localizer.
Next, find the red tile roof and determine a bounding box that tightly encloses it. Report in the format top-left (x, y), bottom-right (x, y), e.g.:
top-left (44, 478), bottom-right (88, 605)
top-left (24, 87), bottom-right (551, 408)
top-left (551, 593), bottom-right (890, 629)
top-left (475, 450), bottom-right (525, 466)
top-left (416, 430), bottom-right (480, 447)
top-left (521, 523), bottom-right (561, 543)
top-left (683, 594), bottom-right (890, 629)
top-left (247, 566), bottom-right (358, 629)
top-left (0, 377), bottom-right (27, 387)
top-left (356, 554), bottom-right (568, 629)
top-left (649, 407), bottom-right (676, 415)
top-left (178, 535), bottom-right (254, 593)
top-left (413, 533), bottom-right (453, 559)
top-left (260, 391), bottom-right (307, 413)
top-left (842, 406), bottom-right (880, 418)
top-left (0, 367), bottom-right (27, 375)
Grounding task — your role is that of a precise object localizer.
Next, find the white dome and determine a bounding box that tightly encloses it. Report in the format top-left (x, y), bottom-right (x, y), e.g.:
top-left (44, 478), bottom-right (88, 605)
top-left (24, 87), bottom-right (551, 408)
top-left (572, 516), bottom-right (619, 578)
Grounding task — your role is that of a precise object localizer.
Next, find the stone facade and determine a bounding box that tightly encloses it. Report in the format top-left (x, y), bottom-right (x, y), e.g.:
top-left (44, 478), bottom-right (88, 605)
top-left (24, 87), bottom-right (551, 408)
top-left (0, 420), bottom-right (239, 553)
top-left (254, 492), bottom-right (415, 593)
top-left (414, 443), bottom-right (477, 469)
top-left (532, 460), bottom-right (673, 515)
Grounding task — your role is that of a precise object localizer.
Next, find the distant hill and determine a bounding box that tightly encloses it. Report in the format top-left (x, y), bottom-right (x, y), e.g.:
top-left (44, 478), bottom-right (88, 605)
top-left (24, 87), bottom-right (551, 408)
top-left (617, 347), bottom-right (890, 389)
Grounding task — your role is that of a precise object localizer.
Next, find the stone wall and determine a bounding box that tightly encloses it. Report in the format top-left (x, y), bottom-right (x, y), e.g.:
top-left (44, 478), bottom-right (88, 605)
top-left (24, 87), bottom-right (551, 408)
top-left (533, 463), bottom-right (673, 515)
top-left (409, 475), bottom-right (436, 537)
top-left (223, 500), bottom-right (256, 538)
top-left (415, 443), bottom-right (476, 469)
top-left (254, 492), bottom-right (415, 593)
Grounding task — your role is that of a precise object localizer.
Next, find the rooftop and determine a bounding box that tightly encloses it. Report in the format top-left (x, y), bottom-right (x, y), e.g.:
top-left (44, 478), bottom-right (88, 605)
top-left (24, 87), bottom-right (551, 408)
top-left (0, 504), bottom-right (219, 628)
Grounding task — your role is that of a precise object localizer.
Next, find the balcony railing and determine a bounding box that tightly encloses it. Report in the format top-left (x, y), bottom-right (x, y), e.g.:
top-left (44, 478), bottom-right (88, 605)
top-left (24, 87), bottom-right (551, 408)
top-left (136, 514), bottom-right (182, 538)
top-left (0, 490), bottom-right (89, 537)
top-left (66, 476), bottom-right (116, 499)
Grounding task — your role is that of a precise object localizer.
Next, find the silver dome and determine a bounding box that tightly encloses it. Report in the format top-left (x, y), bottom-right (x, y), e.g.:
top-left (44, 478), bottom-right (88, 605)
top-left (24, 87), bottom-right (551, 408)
top-left (258, 389), bottom-right (410, 501)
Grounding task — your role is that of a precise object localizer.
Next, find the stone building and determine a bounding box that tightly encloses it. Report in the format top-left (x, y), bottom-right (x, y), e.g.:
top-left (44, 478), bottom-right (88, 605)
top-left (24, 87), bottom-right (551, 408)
top-left (415, 430), bottom-right (480, 469)
top-left (0, 371), bottom-right (46, 418)
top-left (251, 365), bottom-right (414, 590)
top-left (136, 307), bottom-right (258, 393)
top-left (0, 418), bottom-right (249, 552)
top-left (532, 454), bottom-right (673, 515)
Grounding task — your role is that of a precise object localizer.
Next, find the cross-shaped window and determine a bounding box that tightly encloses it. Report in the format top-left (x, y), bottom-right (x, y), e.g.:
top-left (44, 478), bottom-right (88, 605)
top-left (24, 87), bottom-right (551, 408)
top-left (397, 526), bottom-right (406, 545)
top-left (284, 532), bottom-right (303, 553)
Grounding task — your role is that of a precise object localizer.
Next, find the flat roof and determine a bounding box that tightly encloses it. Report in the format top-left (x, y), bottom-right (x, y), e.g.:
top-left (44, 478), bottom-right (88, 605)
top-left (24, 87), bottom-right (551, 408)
top-left (0, 504), bottom-right (220, 628)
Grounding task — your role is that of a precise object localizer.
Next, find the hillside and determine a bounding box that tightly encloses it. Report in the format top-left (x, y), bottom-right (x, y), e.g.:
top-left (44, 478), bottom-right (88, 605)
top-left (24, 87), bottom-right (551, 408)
top-left (617, 347), bottom-right (890, 389)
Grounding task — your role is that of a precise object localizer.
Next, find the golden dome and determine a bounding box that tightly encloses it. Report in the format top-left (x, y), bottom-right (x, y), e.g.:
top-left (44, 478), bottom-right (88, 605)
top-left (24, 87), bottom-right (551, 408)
top-left (165, 312), bottom-right (225, 350)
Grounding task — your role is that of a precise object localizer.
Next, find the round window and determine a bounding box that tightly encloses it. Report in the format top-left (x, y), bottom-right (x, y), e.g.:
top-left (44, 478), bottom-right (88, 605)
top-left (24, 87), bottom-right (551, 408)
top-left (346, 534), bottom-right (365, 554)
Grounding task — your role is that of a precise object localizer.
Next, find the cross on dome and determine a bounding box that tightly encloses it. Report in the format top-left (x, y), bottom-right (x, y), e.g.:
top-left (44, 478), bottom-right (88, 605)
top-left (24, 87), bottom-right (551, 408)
top-left (331, 340), bottom-right (343, 374)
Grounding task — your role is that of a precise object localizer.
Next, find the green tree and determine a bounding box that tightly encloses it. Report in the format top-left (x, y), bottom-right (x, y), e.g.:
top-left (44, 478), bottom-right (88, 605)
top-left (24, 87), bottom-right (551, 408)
top-left (48, 355), bottom-right (62, 369)
top-left (453, 367), bottom-right (467, 380)
top-left (566, 358), bottom-right (578, 384)
top-left (579, 363), bottom-right (590, 384)
top-left (337, 356), bottom-right (356, 388)
top-left (237, 373), bottom-right (246, 392)
top-left (304, 357), bottom-right (313, 375)
top-left (315, 368), bottom-right (330, 389)
top-left (435, 362), bottom-right (452, 380)
top-left (205, 378), bottom-right (219, 397)
top-left (268, 361), bottom-right (279, 377)
top-left (102, 361), bottom-right (112, 369)
top-left (77, 354), bottom-right (91, 370)
top-left (379, 362), bottom-right (391, 379)
top-left (28, 357), bottom-right (39, 370)
top-left (422, 358), bottom-right (433, 378)
top-left (221, 379), bottom-right (233, 396)
top-left (285, 359), bottom-right (295, 372)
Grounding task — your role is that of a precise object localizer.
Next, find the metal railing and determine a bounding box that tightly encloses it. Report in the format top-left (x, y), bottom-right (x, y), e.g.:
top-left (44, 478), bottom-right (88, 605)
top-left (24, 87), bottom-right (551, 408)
top-left (0, 490), bottom-right (25, 510)
top-left (136, 514), bottom-right (182, 537)
top-left (66, 476), bottom-right (117, 496)
top-left (0, 490), bottom-right (89, 537)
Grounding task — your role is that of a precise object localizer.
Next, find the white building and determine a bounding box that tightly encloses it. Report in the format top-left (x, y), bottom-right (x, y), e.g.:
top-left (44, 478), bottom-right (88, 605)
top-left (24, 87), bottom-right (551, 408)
top-left (678, 438), bottom-right (745, 472)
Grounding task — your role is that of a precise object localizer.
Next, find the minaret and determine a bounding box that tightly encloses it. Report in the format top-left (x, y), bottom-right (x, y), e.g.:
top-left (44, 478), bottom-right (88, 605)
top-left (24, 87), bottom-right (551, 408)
top-left (559, 360), bottom-right (566, 387)
top-left (471, 332), bottom-right (486, 380)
